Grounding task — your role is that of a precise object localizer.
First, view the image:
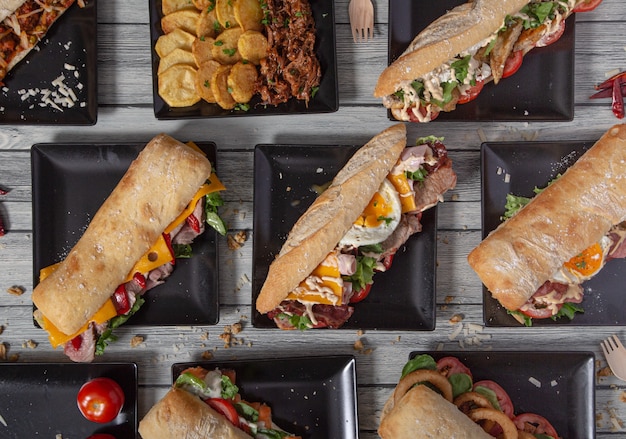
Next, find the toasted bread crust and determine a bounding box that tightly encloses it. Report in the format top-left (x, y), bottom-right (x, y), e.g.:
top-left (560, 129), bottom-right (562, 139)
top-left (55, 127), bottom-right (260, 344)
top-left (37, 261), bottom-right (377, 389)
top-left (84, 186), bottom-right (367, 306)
top-left (32, 134), bottom-right (212, 336)
top-left (255, 124), bottom-right (407, 314)
top-left (374, 0), bottom-right (528, 97)
top-left (468, 124), bottom-right (626, 311)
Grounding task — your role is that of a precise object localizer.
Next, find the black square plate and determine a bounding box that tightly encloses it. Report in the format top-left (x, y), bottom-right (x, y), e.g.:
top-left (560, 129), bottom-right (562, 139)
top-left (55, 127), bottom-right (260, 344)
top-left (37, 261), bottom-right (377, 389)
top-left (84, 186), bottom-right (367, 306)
top-left (388, 0), bottom-right (575, 122)
top-left (172, 355), bottom-right (358, 439)
top-left (251, 145), bottom-right (437, 330)
top-left (0, 0), bottom-right (97, 125)
top-left (31, 142), bottom-right (219, 326)
top-left (0, 362), bottom-right (137, 438)
top-left (409, 351), bottom-right (595, 439)
top-left (148, 0), bottom-right (338, 119)
top-left (481, 140), bottom-right (626, 326)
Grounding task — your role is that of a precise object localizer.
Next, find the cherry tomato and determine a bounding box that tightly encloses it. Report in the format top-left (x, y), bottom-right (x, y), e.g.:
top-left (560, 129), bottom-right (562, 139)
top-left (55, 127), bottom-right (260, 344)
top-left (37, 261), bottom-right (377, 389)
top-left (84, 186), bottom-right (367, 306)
top-left (502, 51), bottom-right (523, 79)
top-left (206, 398), bottom-right (240, 427)
top-left (573, 0), bottom-right (603, 12)
top-left (77, 377), bottom-right (125, 424)
top-left (538, 20), bottom-right (565, 47)
top-left (473, 380), bottom-right (515, 418)
top-left (514, 413), bottom-right (560, 438)
top-left (457, 80), bottom-right (485, 104)
top-left (350, 283), bottom-right (372, 303)
top-left (436, 356), bottom-right (472, 379)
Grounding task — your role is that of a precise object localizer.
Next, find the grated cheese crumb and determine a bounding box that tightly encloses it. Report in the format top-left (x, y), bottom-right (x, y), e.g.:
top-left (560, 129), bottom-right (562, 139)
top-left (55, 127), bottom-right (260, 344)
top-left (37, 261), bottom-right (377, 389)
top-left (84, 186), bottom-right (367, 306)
top-left (528, 376), bottom-right (541, 388)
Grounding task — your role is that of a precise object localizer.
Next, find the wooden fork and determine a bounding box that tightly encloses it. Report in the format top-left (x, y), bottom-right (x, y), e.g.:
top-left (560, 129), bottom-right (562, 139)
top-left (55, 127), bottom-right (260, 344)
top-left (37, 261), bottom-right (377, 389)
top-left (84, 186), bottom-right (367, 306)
top-left (601, 334), bottom-right (626, 381)
top-left (349, 0), bottom-right (374, 42)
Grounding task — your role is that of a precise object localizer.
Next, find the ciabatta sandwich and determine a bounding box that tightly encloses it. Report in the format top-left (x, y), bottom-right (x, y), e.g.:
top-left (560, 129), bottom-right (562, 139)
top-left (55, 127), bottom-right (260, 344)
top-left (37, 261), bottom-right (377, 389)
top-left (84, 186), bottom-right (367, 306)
top-left (255, 124), bottom-right (456, 329)
top-left (0, 0), bottom-right (85, 84)
top-left (468, 124), bottom-right (626, 324)
top-left (32, 134), bottom-right (227, 362)
top-left (139, 366), bottom-right (301, 439)
top-left (374, 0), bottom-right (603, 122)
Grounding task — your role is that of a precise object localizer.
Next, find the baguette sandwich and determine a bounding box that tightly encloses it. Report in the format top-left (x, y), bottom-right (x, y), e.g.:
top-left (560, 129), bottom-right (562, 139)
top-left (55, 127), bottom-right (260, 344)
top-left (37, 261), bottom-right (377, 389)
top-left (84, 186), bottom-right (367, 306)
top-left (255, 124), bottom-right (456, 329)
top-left (374, 0), bottom-right (603, 122)
top-left (32, 134), bottom-right (227, 362)
top-left (139, 366), bottom-right (301, 439)
top-left (468, 124), bottom-right (626, 324)
top-left (379, 354), bottom-right (560, 439)
top-left (0, 0), bottom-right (85, 85)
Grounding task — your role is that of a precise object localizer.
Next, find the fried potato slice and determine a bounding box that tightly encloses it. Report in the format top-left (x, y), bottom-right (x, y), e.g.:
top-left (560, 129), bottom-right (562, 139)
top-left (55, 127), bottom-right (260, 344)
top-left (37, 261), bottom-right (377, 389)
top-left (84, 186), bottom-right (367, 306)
top-left (161, 9), bottom-right (201, 34)
top-left (193, 0), bottom-right (214, 9)
top-left (155, 28), bottom-right (196, 58)
top-left (215, 0), bottom-right (237, 28)
top-left (227, 61), bottom-right (258, 103)
top-left (211, 64), bottom-right (237, 109)
top-left (211, 27), bottom-right (243, 65)
top-left (196, 6), bottom-right (222, 38)
top-left (234, 0), bottom-right (264, 31)
top-left (195, 60), bottom-right (221, 103)
top-left (192, 36), bottom-right (215, 66)
top-left (162, 0), bottom-right (196, 15)
top-left (158, 47), bottom-right (196, 74)
top-left (237, 30), bottom-right (268, 65)
top-left (158, 64), bottom-right (201, 107)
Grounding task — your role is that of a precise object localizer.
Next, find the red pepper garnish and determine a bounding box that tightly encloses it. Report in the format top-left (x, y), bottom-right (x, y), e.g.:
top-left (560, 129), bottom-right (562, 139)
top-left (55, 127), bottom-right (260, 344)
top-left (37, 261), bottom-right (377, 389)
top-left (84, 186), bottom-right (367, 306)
top-left (589, 82), bottom-right (626, 99)
top-left (162, 232), bottom-right (176, 265)
top-left (133, 272), bottom-right (146, 290)
top-left (113, 285), bottom-right (130, 315)
top-left (612, 75), bottom-right (625, 119)
top-left (70, 335), bottom-right (82, 350)
top-left (185, 214), bottom-right (201, 233)
top-left (594, 71), bottom-right (626, 91)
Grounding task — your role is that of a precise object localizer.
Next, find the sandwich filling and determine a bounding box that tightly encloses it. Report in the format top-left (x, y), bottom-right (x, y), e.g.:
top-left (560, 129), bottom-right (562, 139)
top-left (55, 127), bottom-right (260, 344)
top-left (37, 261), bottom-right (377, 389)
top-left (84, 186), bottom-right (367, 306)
top-left (383, 0), bottom-right (600, 122)
top-left (267, 136), bottom-right (457, 330)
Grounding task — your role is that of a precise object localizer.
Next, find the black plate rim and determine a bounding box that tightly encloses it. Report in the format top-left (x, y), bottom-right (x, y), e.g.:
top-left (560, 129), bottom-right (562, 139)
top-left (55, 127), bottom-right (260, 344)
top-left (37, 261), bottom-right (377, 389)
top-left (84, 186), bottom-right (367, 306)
top-left (148, 0), bottom-right (338, 119)
top-left (250, 143), bottom-right (437, 331)
top-left (172, 354), bottom-right (359, 439)
top-left (30, 141), bottom-right (220, 327)
top-left (408, 350), bottom-right (596, 439)
top-left (387, 0), bottom-right (575, 122)
top-left (0, 0), bottom-right (98, 125)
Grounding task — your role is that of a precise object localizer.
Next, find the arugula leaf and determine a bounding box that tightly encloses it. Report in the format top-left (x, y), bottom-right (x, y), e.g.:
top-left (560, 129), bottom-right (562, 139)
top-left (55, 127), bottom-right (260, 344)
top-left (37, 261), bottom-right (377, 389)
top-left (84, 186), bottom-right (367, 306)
top-left (175, 372), bottom-right (207, 392)
top-left (507, 309), bottom-right (533, 327)
top-left (406, 168), bottom-right (429, 182)
top-left (220, 375), bottom-right (239, 399)
top-left (552, 302), bottom-right (584, 321)
top-left (416, 135), bottom-right (444, 145)
top-left (205, 192), bottom-right (227, 236)
top-left (519, 2), bottom-right (557, 29)
top-left (449, 373), bottom-right (473, 399)
top-left (451, 55), bottom-right (471, 83)
top-left (173, 243), bottom-right (192, 258)
top-left (359, 243), bottom-right (383, 254)
top-left (278, 312), bottom-right (313, 330)
top-left (343, 255), bottom-right (376, 293)
top-left (95, 296), bottom-right (145, 355)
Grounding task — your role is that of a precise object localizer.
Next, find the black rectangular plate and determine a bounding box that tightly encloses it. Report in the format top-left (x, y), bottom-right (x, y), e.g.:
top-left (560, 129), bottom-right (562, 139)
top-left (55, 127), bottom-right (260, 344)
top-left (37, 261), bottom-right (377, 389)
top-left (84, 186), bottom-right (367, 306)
top-left (31, 142), bottom-right (219, 327)
top-left (172, 355), bottom-right (358, 439)
top-left (409, 351), bottom-right (595, 439)
top-left (0, 362), bottom-right (137, 438)
top-left (481, 140), bottom-right (626, 326)
top-left (148, 0), bottom-right (338, 119)
top-left (388, 0), bottom-right (574, 122)
top-left (251, 144), bottom-right (436, 330)
top-left (0, 0), bottom-right (97, 125)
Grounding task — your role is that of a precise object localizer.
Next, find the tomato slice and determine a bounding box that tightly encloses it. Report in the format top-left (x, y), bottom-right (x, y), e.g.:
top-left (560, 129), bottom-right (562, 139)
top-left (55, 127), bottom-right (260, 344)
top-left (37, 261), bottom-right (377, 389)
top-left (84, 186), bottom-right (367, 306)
top-left (407, 104), bottom-right (440, 122)
top-left (436, 356), bottom-right (472, 379)
top-left (350, 283), bottom-right (372, 303)
top-left (77, 377), bottom-right (125, 424)
top-left (502, 51), bottom-right (523, 79)
top-left (457, 80), bottom-right (484, 104)
top-left (206, 398), bottom-right (240, 427)
top-left (538, 20), bottom-right (565, 47)
top-left (473, 380), bottom-right (515, 419)
top-left (573, 0), bottom-right (603, 12)
top-left (514, 413), bottom-right (560, 438)
top-left (519, 303), bottom-right (560, 320)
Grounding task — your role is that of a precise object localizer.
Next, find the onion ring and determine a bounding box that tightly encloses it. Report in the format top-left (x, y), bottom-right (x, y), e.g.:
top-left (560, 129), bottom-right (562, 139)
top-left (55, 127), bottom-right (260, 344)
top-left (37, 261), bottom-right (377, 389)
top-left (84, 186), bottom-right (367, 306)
top-left (393, 370), bottom-right (453, 405)
top-left (454, 391), bottom-right (497, 432)
top-left (468, 408), bottom-right (519, 439)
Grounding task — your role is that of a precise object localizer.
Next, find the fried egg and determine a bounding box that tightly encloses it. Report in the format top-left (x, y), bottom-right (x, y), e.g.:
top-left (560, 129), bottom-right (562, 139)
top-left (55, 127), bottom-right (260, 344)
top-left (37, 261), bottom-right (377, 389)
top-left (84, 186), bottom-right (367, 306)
top-left (339, 178), bottom-right (402, 247)
top-left (552, 235), bottom-right (611, 284)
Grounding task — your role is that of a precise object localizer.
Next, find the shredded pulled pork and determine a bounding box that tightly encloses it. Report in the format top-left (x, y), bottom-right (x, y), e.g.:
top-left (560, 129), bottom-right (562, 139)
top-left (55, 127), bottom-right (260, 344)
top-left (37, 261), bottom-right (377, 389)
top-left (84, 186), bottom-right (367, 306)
top-left (257, 0), bottom-right (321, 106)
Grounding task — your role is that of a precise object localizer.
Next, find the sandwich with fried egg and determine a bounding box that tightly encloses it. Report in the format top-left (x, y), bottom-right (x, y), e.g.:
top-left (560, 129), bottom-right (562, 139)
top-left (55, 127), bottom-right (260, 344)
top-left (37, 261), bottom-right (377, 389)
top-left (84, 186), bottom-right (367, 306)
top-left (0, 0), bottom-right (86, 85)
top-left (32, 133), bottom-right (227, 362)
top-left (255, 123), bottom-right (457, 329)
top-left (468, 124), bottom-right (626, 325)
top-left (374, 0), bottom-right (603, 122)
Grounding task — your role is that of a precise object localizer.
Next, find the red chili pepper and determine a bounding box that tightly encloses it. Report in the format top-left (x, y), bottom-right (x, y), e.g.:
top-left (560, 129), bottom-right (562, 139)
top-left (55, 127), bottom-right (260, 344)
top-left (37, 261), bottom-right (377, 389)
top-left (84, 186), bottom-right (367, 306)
top-left (595, 71), bottom-right (626, 91)
top-left (185, 214), bottom-right (201, 233)
top-left (71, 335), bottom-right (82, 350)
top-left (162, 233), bottom-right (176, 265)
top-left (589, 82), bottom-right (626, 99)
top-left (612, 76), bottom-right (625, 119)
top-left (0, 189), bottom-right (7, 195)
top-left (133, 272), bottom-right (146, 290)
top-left (113, 285), bottom-right (130, 315)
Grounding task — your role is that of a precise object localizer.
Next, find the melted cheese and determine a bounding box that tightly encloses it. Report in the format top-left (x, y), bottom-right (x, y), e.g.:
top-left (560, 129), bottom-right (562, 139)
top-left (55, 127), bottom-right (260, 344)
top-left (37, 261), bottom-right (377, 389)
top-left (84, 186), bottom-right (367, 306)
top-left (388, 172), bottom-right (417, 212)
top-left (286, 254), bottom-right (343, 305)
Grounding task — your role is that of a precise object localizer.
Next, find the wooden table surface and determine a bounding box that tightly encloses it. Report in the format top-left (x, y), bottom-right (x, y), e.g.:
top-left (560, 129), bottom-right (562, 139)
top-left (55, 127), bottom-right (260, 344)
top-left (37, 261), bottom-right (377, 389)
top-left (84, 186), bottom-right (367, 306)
top-left (1, 0), bottom-right (626, 437)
